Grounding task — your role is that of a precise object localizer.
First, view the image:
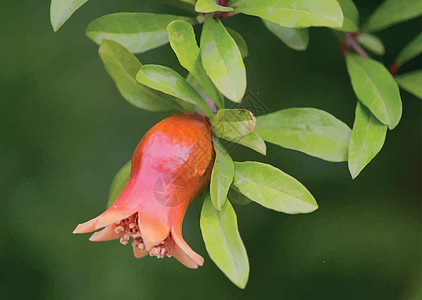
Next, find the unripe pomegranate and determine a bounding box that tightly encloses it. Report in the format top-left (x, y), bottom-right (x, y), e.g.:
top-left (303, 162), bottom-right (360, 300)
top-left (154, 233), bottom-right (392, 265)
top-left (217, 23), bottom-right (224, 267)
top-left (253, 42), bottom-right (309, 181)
top-left (74, 113), bottom-right (215, 268)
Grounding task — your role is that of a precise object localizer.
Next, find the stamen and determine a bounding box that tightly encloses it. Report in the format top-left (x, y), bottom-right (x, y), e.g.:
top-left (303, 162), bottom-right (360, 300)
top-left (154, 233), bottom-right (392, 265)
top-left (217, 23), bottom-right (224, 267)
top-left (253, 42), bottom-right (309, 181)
top-left (116, 215), bottom-right (143, 249)
top-left (114, 213), bottom-right (173, 260)
top-left (138, 243), bottom-right (145, 251)
top-left (114, 226), bottom-right (124, 233)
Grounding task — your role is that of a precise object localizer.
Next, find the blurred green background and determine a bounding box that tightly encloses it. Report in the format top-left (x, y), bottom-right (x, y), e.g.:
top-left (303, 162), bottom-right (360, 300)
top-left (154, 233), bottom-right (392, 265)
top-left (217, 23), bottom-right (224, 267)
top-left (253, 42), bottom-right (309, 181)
top-left (1, 1), bottom-right (421, 299)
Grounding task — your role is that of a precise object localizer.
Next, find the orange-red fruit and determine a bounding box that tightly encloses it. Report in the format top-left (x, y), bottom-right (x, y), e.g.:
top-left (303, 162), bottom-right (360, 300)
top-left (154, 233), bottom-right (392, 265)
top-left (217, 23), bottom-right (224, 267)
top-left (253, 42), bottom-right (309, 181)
top-left (73, 113), bottom-right (214, 268)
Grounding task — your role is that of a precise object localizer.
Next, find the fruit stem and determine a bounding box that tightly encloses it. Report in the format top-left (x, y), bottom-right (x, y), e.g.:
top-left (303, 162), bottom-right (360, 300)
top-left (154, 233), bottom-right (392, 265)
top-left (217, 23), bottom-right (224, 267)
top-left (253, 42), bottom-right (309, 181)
top-left (344, 32), bottom-right (368, 58)
top-left (205, 96), bottom-right (217, 113)
top-left (388, 62), bottom-right (399, 75)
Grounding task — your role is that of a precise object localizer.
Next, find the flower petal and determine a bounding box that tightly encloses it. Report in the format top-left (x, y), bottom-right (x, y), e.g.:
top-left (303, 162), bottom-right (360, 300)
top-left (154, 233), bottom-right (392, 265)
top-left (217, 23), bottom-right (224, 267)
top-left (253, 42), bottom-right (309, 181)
top-left (95, 190), bottom-right (139, 229)
top-left (133, 246), bottom-right (149, 258)
top-left (138, 211), bottom-right (170, 250)
top-left (171, 227), bottom-right (204, 267)
top-left (73, 215), bottom-right (102, 234)
top-left (172, 244), bottom-right (201, 269)
top-left (89, 224), bottom-right (119, 242)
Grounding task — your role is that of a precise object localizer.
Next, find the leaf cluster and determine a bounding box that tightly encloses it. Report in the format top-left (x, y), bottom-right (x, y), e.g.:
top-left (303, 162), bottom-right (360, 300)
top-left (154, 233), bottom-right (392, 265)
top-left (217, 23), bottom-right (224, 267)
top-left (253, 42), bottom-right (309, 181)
top-left (51, 0), bottom-right (422, 288)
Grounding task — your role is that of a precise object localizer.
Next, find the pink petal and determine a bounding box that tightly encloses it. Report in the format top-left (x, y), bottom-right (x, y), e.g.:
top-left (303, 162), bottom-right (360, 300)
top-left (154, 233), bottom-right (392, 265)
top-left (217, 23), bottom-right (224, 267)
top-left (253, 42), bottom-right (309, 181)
top-left (95, 192), bottom-right (139, 229)
top-left (171, 227), bottom-right (203, 267)
top-left (89, 225), bottom-right (119, 242)
top-left (138, 211), bottom-right (170, 250)
top-left (172, 243), bottom-right (201, 269)
top-left (133, 246), bottom-right (149, 258)
top-left (73, 215), bottom-right (102, 234)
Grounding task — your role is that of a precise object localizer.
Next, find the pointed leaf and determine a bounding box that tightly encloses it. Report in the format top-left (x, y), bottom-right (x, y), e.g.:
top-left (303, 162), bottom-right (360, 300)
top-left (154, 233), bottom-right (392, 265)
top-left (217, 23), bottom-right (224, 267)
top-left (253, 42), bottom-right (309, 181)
top-left (228, 186), bottom-right (252, 206)
top-left (363, 0), bottom-right (422, 32)
top-left (107, 160), bottom-right (131, 208)
top-left (335, 0), bottom-right (359, 32)
top-left (262, 19), bottom-right (309, 51)
top-left (200, 194), bottom-right (249, 288)
top-left (86, 13), bottom-right (195, 54)
top-left (211, 109), bottom-right (256, 140)
top-left (395, 70), bottom-right (422, 99)
top-left (396, 33), bottom-right (422, 67)
top-left (346, 54), bottom-right (402, 129)
top-left (50, 0), bottom-right (87, 31)
top-left (357, 33), bottom-right (385, 56)
top-left (226, 28), bottom-right (249, 58)
top-left (229, 131), bottom-right (267, 155)
top-left (186, 73), bottom-right (224, 110)
top-left (255, 108), bottom-right (351, 162)
top-left (230, 0), bottom-right (344, 28)
top-left (196, 0), bottom-right (234, 13)
top-left (168, 20), bottom-right (224, 108)
top-left (348, 102), bottom-right (387, 179)
top-left (210, 139), bottom-right (234, 210)
top-left (233, 161), bottom-right (318, 214)
top-left (168, 20), bottom-right (199, 72)
top-left (99, 40), bottom-right (185, 112)
top-left (200, 16), bottom-right (246, 102)
top-left (136, 65), bottom-right (213, 117)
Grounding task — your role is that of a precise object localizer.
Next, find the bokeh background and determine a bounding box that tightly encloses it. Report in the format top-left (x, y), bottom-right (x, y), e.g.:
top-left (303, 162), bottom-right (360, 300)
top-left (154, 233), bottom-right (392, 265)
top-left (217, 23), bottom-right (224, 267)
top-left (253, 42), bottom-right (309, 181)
top-left (1, 0), bottom-right (421, 299)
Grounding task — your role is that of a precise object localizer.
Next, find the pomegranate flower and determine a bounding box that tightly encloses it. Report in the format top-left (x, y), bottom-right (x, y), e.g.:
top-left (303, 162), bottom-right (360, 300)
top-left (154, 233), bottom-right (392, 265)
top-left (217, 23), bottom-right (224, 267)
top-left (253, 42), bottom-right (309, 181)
top-left (73, 113), bottom-right (214, 268)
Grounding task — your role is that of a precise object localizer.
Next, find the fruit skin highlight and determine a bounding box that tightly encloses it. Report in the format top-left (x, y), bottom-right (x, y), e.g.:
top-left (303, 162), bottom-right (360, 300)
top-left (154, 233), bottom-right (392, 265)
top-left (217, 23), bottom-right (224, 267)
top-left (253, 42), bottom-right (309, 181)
top-left (73, 113), bottom-right (215, 268)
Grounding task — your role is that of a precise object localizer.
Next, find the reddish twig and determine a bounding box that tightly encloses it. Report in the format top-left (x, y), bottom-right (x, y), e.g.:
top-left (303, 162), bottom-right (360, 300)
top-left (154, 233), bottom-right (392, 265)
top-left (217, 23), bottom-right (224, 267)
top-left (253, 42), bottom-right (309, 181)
top-left (344, 32), bottom-right (368, 58)
top-left (388, 62), bottom-right (399, 75)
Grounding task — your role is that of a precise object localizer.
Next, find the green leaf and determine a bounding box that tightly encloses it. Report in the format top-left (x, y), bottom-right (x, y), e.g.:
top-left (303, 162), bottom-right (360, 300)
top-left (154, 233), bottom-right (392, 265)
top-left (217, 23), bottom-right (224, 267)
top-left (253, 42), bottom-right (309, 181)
top-left (210, 139), bottom-right (235, 210)
top-left (233, 161), bottom-right (318, 214)
top-left (348, 102), bottom-right (387, 179)
top-left (186, 73), bottom-right (224, 109)
top-left (136, 65), bottom-right (214, 117)
top-left (107, 161), bottom-right (131, 208)
top-left (168, 20), bottom-right (224, 109)
top-left (230, 0), bottom-right (344, 28)
top-left (255, 108), bottom-right (351, 162)
top-left (50, 0), bottom-right (87, 31)
top-left (98, 40), bottom-right (185, 112)
top-left (229, 131), bottom-right (267, 155)
top-left (200, 194), bottom-right (249, 288)
top-left (168, 20), bottom-right (199, 72)
top-left (362, 0), bottom-right (422, 32)
top-left (196, 0), bottom-right (234, 13)
top-left (228, 186), bottom-right (252, 206)
top-left (211, 109), bottom-right (256, 140)
top-left (396, 33), bottom-right (422, 67)
top-left (200, 16), bottom-right (247, 102)
top-left (86, 13), bottom-right (195, 54)
top-left (346, 54), bottom-right (402, 129)
top-left (395, 70), bottom-right (422, 100)
top-left (335, 0), bottom-right (359, 32)
top-left (357, 33), bottom-right (385, 56)
top-left (226, 28), bottom-right (249, 59)
top-left (262, 19), bottom-right (309, 51)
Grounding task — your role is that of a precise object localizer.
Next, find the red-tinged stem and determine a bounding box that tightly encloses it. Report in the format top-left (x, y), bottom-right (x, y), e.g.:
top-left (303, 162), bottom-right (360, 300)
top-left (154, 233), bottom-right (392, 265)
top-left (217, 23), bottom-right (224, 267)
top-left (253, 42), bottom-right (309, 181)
top-left (213, 0), bottom-right (239, 19)
top-left (341, 41), bottom-right (349, 57)
top-left (205, 96), bottom-right (217, 113)
top-left (388, 62), bottom-right (399, 75)
top-left (344, 32), bottom-right (368, 58)
top-left (351, 32), bottom-right (361, 39)
top-left (219, 12), bottom-right (238, 18)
